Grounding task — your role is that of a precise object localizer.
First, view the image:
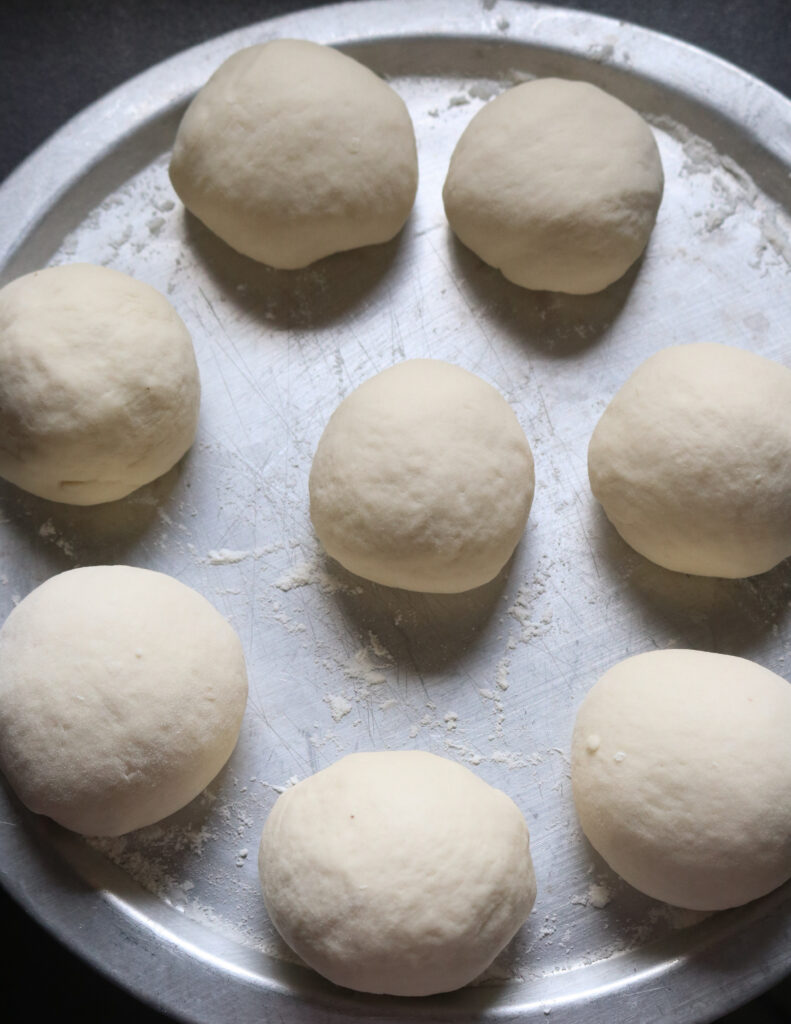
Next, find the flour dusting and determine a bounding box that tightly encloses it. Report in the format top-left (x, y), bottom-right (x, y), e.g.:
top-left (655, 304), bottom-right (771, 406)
top-left (325, 693), bottom-right (353, 722)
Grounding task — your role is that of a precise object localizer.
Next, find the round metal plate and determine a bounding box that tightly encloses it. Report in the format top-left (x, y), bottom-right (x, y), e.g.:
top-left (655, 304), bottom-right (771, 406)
top-left (1, 2), bottom-right (791, 1022)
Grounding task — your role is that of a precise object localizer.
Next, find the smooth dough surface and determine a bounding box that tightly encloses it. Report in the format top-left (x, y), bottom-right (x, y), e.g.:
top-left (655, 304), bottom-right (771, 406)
top-left (308, 359), bottom-right (535, 593)
top-left (0, 566), bottom-right (248, 836)
top-left (169, 39), bottom-right (418, 268)
top-left (571, 649), bottom-right (791, 910)
top-left (0, 263), bottom-right (200, 505)
top-left (443, 77), bottom-right (664, 294)
top-left (588, 343), bottom-right (791, 578)
top-left (258, 750), bottom-right (536, 996)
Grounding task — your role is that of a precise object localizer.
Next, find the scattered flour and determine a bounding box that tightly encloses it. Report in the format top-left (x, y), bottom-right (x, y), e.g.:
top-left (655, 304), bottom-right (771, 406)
top-left (479, 686), bottom-right (506, 738)
top-left (206, 545), bottom-right (277, 566)
top-left (274, 556), bottom-right (362, 595)
top-left (588, 883), bottom-right (612, 909)
top-left (324, 693), bottom-right (353, 723)
top-left (508, 558), bottom-right (554, 644)
top-left (490, 749), bottom-right (531, 770)
top-left (344, 646), bottom-right (388, 688)
top-left (367, 631), bottom-right (390, 659)
top-left (207, 548), bottom-right (253, 565)
top-left (538, 914), bottom-right (557, 940)
top-left (468, 81), bottom-right (499, 101)
top-left (571, 882), bottom-right (613, 909)
top-left (37, 519), bottom-right (76, 559)
top-left (258, 775), bottom-right (301, 795)
top-left (649, 114), bottom-right (791, 269)
top-left (445, 738), bottom-right (483, 766)
top-left (269, 600), bottom-right (307, 635)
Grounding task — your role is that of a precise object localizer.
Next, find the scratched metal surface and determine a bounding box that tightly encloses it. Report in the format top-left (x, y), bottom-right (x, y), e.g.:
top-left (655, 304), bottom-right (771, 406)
top-left (1, 2), bottom-right (791, 1022)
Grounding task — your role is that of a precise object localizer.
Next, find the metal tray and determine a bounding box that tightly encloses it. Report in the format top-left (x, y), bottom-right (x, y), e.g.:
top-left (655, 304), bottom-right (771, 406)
top-left (1, 2), bottom-right (791, 1021)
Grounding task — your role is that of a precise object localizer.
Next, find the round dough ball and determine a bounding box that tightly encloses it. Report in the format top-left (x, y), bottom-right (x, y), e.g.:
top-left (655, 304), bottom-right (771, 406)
top-left (0, 566), bottom-right (248, 836)
top-left (442, 77), bottom-right (664, 294)
top-left (308, 359), bottom-right (535, 593)
top-left (258, 750), bottom-right (536, 996)
top-left (588, 343), bottom-right (791, 578)
top-left (571, 649), bottom-right (791, 910)
top-left (0, 263), bottom-right (200, 505)
top-left (169, 39), bottom-right (418, 268)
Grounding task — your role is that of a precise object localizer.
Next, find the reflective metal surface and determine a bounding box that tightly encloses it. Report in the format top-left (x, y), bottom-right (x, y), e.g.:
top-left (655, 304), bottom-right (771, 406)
top-left (1, 2), bottom-right (791, 1021)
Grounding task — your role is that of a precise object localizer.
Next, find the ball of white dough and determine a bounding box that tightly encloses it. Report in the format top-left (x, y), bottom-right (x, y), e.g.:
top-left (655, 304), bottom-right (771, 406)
top-left (571, 649), bottom-right (791, 910)
top-left (169, 39), bottom-right (418, 268)
top-left (309, 359), bottom-right (535, 593)
top-left (588, 343), bottom-right (791, 578)
top-left (443, 77), bottom-right (664, 294)
top-left (0, 264), bottom-right (200, 505)
top-left (258, 750), bottom-right (536, 996)
top-left (0, 566), bottom-right (248, 836)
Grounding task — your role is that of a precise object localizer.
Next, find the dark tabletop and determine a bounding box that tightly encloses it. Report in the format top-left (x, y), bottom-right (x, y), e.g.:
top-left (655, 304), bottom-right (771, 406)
top-left (2, 1), bottom-right (791, 1021)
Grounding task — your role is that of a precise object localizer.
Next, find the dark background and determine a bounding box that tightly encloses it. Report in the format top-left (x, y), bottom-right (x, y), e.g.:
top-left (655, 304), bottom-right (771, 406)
top-left (1, 1), bottom-right (790, 1021)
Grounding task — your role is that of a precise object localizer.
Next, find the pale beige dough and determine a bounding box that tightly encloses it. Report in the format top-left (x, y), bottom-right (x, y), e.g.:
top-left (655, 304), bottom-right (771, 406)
top-left (258, 750), bottom-right (537, 996)
top-left (588, 343), bottom-right (791, 578)
top-left (443, 77), bottom-right (664, 294)
top-left (0, 263), bottom-right (200, 505)
top-left (308, 359), bottom-right (535, 593)
top-left (169, 39), bottom-right (418, 268)
top-left (572, 649), bottom-right (791, 910)
top-left (0, 566), bottom-right (248, 836)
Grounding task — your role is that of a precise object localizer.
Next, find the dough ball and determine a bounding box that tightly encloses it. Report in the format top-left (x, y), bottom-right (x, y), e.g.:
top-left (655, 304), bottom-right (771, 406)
top-left (308, 359), bottom-right (535, 593)
top-left (0, 263), bottom-right (200, 505)
top-left (0, 566), bottom-right (248, 836)
top-left (258, 750), bottom-right (536, 996)
top-left (169, 39), bottom-right (418, 268)
top-left (571, 649), bottom-right (791, 910)
top-left (588, 343), bottom-right (791, 578)
top-left (442, 77), bottom-right (664, 294)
